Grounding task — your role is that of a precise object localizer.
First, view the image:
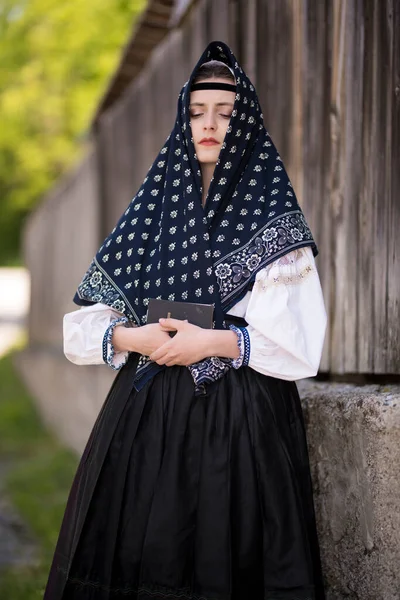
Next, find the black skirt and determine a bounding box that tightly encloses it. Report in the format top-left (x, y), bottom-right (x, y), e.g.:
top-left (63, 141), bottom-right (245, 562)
top-left (44, 355), bottom-right (325, 600)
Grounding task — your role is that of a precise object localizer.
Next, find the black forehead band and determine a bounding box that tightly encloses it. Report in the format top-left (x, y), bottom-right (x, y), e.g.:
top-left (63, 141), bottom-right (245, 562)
top-left (191, 82), bottom-right (237, 93)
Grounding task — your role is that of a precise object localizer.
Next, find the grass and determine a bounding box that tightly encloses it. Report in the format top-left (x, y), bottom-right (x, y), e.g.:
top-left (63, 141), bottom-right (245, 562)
top-left (0, 349), bottom-right (78, 598)
top-left (1, 254), bottom-right (23, 268)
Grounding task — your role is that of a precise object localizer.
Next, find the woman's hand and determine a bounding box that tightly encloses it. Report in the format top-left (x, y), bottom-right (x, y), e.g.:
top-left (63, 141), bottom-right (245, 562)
top-left (112, 323), bottom-right (171, 356)
top-left (149, 319), bottom-right (211, 366)
top-left (113, 318), bottom-right (240, 365)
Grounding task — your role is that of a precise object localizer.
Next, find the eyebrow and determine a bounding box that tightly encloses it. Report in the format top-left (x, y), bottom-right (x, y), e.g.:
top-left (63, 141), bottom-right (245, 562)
top-left (189, 102), bottom-right (234, 107)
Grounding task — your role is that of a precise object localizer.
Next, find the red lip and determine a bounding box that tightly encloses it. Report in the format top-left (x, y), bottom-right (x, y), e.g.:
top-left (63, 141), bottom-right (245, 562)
top-left (199, 137), bottom-right (219, 145)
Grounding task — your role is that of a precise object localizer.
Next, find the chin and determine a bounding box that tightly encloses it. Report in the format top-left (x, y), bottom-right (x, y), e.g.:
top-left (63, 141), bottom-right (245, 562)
top-left (196, 148), bottom-right (220, 165)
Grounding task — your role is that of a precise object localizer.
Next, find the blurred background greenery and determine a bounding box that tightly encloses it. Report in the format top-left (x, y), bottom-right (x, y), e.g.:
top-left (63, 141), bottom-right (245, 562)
top-left (0, 2), bottom-right (145, 594)
top-left (0, 0), bottom-right (145, 266)
top-left (0, 348), bottom-right (78, 598)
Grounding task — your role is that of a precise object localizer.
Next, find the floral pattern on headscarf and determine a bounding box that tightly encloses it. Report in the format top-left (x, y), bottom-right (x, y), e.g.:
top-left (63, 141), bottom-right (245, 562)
top-left (74, 41), bottom-right (317, 391)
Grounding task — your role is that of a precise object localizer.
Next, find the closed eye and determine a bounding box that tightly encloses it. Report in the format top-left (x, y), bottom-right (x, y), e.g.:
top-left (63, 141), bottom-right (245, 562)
top-left (190, 113), bottom-right (231, 119)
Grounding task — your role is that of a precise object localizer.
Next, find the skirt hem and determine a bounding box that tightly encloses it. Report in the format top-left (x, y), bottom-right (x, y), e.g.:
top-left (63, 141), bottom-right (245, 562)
top-left (61, 567), bottom-right (315, 600)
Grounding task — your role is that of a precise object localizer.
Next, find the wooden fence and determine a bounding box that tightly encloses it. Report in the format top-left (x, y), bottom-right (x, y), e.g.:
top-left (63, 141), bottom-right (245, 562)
top-left (24, 0), bottom-right (400, 378)
top-left (18, 5), bottom-right (400, 594)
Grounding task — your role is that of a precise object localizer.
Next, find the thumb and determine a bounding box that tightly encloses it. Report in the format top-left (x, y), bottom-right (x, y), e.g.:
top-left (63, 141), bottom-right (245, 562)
top-left (159, 317), bottom-right (185, 331)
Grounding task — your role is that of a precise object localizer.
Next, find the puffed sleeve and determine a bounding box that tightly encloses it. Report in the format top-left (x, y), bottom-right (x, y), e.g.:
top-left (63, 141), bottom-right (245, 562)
top-left (244, 246), bottom-right (327, 380)
top-left (63, 302), bottom-right (130, 369)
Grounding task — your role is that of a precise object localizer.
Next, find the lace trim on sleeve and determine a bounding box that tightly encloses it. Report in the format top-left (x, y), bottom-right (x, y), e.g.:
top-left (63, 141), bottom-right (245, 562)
top-left (254, 247), bottom-right (315, 290)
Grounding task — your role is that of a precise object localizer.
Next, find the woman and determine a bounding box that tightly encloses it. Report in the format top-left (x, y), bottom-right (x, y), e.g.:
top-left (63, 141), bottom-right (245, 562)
top-left (44, 42), bottom-right (327, 600)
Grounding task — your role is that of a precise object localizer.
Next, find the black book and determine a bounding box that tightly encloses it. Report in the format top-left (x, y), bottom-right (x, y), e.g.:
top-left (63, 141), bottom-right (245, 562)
top-left (146, 298), bottom-right (214, 329)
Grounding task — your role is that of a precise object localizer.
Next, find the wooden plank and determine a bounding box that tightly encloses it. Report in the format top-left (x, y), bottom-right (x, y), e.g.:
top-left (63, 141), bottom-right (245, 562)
top-left (165, 32), bottom-right (183, 134)
top-left (208, 0), bottom-right (229, 44)
top-left (148, 43), bottom-right (168, 153)
top-left (239, 0), bottom-right (257, 85)
top-left (357, 0), bottom-right (376, 372)
top-left (179, 0), bottom-right (208, 77)
top-left (340, 0), bottom-right (363, 373)
top-left (103, 111), bottom-right (122, 231)
top-left (329, 0), bottom-right (360, 374)
top-left (315, 0), bottom-right (332, 373)
top-left (255, 0), bottom-right (273, 125)
top-left (153, 33), bottom-right (181, 144)
top-left (125, 85), bottom-right (144, 197)
top-left (169, 28), bottom-right (187, 96)
top-left (290, 0), bottom-right (304, 203)
top-left (115, 98), bottom-right (139, 216)
top-left (300, 0), bottom-right (332, 371)
top-left (170, 0), bottom-right (192, 27)
top-left (181, 12), bottom-right (194, 78)
top-left (52, 154), bottom-right (100, 327)
top-left (256, 0), bottom-right (292, 157)
top-left (24, 204), bottom-right (54, 345)
top-left (92, 0), bottom-right (175, 127)
top-left (387, 0), bottom-right (400, 373)
top-left (24, 153), bottom-right (101, 347)
top-left (326, 0), bottom-right (344, 373)
top-left (302, 0), bottom-right (332, 230)
top-left (175, 28), bottom-right (188, 89)
top-left (189, 0), bottom-right (208, 65)
top-left (372, 0), bottom-right (392, 372)
top-left (96, 114), bottom-right (116, 235)
top-left (228, 0), bottom-right (240, 55)
top-left (99, 72), bottom-right (152, 233)
top-left (139, 69), bottom-right (156, 176)
top-left (204, 0), bottom-right (212, 42)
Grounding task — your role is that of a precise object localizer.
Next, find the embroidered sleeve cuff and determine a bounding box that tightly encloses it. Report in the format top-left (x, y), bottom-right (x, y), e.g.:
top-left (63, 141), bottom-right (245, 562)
top-left (229, 325), bottom-right (251, 369)
top-left (102, 316), bottom-right (130, 370)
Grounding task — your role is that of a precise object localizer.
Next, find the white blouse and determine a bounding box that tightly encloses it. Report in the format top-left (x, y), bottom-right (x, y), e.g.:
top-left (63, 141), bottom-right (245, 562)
top-left (63, 246), bottom-right (327, 380)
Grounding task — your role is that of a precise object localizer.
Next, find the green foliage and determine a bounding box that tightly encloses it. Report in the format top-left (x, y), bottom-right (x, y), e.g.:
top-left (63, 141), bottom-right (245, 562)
top-left (0, 350), bottom-right (79, 597)
top-left (0, 0), bottom-right (145, 265)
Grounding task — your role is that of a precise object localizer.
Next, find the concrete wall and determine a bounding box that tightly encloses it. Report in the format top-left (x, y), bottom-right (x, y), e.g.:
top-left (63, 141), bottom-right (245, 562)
top-left (298, 380), bottom-right (400, 599)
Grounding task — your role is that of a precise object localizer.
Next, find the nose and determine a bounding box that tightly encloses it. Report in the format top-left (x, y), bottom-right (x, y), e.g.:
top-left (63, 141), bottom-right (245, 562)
top-left (203, 110), bottom-right (217, 131)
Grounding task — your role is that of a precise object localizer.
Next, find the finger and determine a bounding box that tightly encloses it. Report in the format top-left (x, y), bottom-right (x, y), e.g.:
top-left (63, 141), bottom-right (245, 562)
top-left (159, 318), bottom-right (185, 330)
top-left (159, 353), bottom-right (181, 366)
top-left (153, 345), bottom-right (179, 365)
top-left (155, 357), bottom-right (168, 365)
top-left (149, 342), bottom-right (171, 362)
top-left (166, 357), bottom-right (186, 367)
top-left (150, 351), bottom-right (166, 363)
top-left (159, 324), bottom-right (177, 332)
top-left (152, 351), bottom-right (170, 365)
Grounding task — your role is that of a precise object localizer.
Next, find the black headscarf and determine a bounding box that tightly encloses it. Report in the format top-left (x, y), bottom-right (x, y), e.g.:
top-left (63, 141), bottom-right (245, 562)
top-left (74, 41), bottom-right (317, 390)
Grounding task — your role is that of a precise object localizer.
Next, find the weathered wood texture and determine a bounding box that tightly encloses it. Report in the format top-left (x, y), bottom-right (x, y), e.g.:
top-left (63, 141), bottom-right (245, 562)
top-left (24, 152), bottom-right (101, 348)
top-left (93, 0), bottom-right (175, 124)
top-left (24, 0), bottom-right (400, 374)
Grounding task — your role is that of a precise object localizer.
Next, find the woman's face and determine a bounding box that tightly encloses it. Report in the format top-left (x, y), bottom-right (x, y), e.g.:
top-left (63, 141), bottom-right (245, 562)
top-left (189, 78), bottom-right (235, 167)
